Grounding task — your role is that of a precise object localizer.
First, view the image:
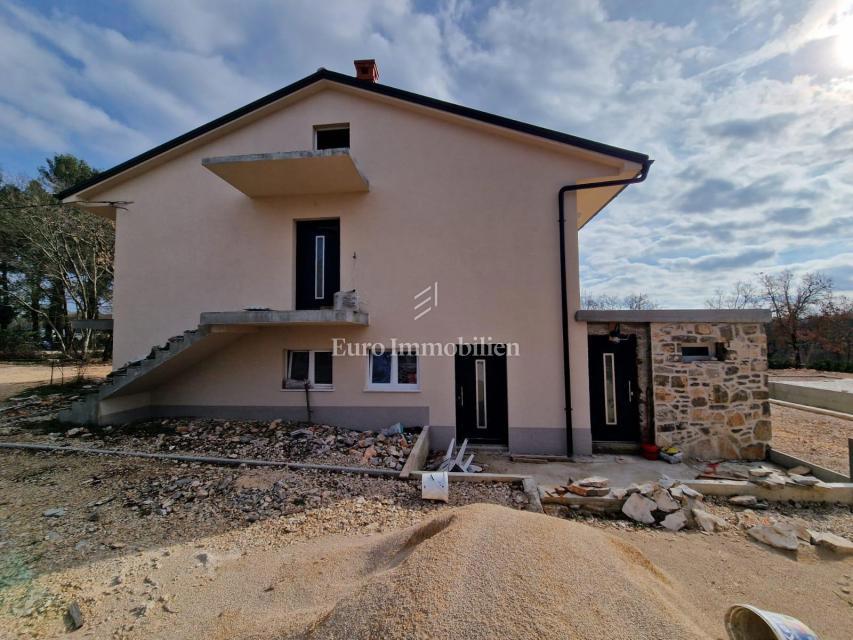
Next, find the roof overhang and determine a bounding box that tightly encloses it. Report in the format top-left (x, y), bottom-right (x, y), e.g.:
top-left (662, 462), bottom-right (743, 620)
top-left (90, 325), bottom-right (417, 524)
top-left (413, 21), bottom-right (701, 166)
top-left (576, 166), bottom-right (643, 229)
top-left (62, 201), bottom-right (119, 221)
top-left (201, 148), bottom-right (369, 197)
top-left (575, 309), bottom-right (772, 323)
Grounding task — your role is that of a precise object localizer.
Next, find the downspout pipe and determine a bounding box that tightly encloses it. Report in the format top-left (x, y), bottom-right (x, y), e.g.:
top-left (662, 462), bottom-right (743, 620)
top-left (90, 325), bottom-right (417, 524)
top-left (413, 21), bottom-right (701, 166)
top-left (557, 159), bottom-right (653, 456)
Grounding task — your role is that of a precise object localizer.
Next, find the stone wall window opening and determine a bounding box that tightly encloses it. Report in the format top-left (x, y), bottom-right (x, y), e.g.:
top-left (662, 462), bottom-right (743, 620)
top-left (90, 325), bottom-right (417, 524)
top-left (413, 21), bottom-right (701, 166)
top-left (603, 352), bottom-right (617, 425)
top-left (681, 342), bottom-right (729, 363)
top-left (681, 345), bottom-right (712, 363)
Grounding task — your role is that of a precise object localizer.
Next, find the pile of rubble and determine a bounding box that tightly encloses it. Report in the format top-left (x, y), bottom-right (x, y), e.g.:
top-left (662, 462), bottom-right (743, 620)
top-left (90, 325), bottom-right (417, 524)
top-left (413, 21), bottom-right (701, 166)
top-left (39, 419), bottom-right (419, 470)
top-left (548, 476), bottom-right (724, 533)
top-left (548, 474), bottom-right (853, 555)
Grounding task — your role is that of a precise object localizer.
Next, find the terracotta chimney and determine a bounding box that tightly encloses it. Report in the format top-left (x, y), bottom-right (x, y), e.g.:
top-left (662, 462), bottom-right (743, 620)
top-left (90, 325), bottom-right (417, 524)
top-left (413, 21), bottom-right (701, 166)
top-left (354, 59), bottom-right (379, 83)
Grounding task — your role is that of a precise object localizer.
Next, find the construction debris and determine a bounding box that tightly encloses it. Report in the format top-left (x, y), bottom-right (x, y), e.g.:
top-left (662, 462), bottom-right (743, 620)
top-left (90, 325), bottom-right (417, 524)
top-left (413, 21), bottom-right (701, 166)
top-left (747, 524), bottom-right (800, 551)
top-left (622, 493), bottom-right (656, 524)
top-left (65, 601), bottom-right (84, 630)
top-left (430, 438), bottom-right (481, 473)
top-left (809, 531), bottom-right (853, 555)
top-left (693, 508), bottom-right (729, 533)
top-left (421, 471), bottom-right (449, 502)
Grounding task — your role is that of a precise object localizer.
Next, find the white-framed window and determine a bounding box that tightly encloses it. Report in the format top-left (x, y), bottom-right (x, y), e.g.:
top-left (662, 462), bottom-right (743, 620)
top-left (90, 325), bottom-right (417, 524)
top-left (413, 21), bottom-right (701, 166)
top-left (366, 349), bottom-right (419, 391)
top-left (283, 350), bottom-right (333, 390)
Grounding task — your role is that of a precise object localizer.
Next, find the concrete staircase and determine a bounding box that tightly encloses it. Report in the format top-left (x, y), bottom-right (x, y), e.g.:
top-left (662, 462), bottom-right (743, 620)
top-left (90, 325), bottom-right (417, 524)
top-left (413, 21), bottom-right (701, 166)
top-left (59, 325), bottom-right (248, 425)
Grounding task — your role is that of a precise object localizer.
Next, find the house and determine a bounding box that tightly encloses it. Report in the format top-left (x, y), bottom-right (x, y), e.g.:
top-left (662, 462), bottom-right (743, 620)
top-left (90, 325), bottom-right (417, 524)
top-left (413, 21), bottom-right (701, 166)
top-left (59, 60), bottom-right (771, 459)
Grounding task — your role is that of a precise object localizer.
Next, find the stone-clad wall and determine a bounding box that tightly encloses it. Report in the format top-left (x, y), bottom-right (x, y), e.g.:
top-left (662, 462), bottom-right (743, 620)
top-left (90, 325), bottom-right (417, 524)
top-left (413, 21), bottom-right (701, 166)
top-left (651, 322), bottom-right (770, 460)
top-left (588, 323), bottom-right (652, 443)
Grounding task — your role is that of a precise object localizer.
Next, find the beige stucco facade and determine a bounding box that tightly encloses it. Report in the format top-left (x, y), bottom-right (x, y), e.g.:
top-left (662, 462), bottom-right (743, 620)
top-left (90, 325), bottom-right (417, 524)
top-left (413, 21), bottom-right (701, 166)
top-left (67, 78), bottom-right (645, 456)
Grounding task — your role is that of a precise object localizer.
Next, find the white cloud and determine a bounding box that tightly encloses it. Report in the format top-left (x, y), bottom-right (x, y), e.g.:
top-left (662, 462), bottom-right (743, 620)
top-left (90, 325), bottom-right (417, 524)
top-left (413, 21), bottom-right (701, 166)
top-left (0, 0), bottom-right (849, 304)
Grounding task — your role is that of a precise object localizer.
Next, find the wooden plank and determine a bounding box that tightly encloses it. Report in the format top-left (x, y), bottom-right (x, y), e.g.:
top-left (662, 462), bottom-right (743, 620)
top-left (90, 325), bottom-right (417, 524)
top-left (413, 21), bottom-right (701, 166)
top-left (409, 470), bottom-right (528, 483)
top-left (399, 425), bottom-right (430, 479)
top-left (540, 488), bottom-right (625, 513)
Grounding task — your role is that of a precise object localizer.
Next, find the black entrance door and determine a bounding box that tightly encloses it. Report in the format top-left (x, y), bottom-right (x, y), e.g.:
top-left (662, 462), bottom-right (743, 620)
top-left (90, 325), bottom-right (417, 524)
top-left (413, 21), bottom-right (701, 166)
top-left (295, 220), bottom-right (339, 310)
top-left (588, 334), bottom-right (640, 442)
top-left (455, 347), bottom-right (508, 445)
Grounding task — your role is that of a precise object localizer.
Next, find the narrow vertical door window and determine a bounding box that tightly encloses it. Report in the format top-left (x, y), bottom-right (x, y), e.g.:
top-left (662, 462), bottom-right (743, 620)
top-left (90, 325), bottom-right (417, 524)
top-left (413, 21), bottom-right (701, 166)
top-left (314, 235), bottom-right (325, 300)
top-left (475, 359), bottom-right (487, 429)
top-left (603, 353), bottom-right (617, 425)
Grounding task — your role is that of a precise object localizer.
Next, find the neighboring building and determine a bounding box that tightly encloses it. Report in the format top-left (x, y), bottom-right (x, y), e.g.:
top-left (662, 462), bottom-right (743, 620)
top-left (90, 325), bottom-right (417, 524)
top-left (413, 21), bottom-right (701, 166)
top-left (60, 60), bottom-right (770, 459)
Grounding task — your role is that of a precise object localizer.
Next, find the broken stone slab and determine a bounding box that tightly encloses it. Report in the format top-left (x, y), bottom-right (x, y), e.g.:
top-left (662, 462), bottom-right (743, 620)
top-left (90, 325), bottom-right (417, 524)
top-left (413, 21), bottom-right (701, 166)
top-left (43, 508), bottom-right (66, 518)
top-left (788, 465), bottom-right (811, 476)
top-left (750, 473), bottom-right (787, 489)
top-left (661, 510), bottom-right (688, 532)
top-left (772, 520), bottom-right (811, 543)
top-left (624, 483), bottom-right (642, 496)
top-left (652, 488), bottom-right (681, 513)
top-left (658, 475), bottom-right (676, 489)
top-left (575, 476), bottom-right (609, 488)
top-left (809, 531), bottom-right (853, 556)
top-left (692, 508), bottom-right (729, 533)
top-left (622, 493), bottom-right (656, 524)
top-left (747, 525), bottom-right (799, 551)
top-left (748, 466), bottom-right (774, 478)
top-left (680, 486), bottom-right (703, 499)
top-left (566, 483), bottom-right (610, 497)
top-left (637, 482), bottom-right (655, 496)
top-left (66, 601), bottom-right (84, 630)
top-left (609, 487), bottom-right (628, 500)
top-left (789, 474), bottom-right (820, 486)
top-left (729, 495), bottom-right (758, 507)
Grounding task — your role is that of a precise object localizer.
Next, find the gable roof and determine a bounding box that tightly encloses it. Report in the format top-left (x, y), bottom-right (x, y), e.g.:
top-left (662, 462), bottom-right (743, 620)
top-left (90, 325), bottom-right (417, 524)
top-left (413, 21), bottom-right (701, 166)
top-left (58, 68), bottom-right (649, 200)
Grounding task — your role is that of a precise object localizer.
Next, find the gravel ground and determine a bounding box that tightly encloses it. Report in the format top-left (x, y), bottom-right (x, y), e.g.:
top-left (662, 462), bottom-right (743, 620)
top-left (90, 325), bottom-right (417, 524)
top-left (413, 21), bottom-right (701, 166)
top-left (0, 449), bottom-right (526, 639)
top-left (4, 500), bottom-right (851, 640)
top-left (771, 403), bottom-right (853, 475)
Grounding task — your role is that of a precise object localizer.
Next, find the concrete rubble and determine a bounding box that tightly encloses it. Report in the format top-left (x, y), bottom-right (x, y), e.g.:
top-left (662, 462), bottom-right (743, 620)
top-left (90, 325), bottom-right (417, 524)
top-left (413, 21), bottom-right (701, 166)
top-left (22, 418), bottom-right (419, 471)
top-left (747, 524), bottom-right (800, 551)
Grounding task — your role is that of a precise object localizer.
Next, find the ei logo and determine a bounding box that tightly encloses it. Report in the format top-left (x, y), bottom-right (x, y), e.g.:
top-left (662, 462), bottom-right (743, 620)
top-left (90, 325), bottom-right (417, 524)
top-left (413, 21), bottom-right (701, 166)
top-left (413, 281), bottom-right (438, 320)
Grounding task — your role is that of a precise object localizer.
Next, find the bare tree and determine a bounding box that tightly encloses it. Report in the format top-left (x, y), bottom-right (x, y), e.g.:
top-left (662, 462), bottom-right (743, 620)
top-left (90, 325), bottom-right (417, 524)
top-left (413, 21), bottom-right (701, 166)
top-left (760, 270), bottom-right (833, 368)
top-left (582, 292), bottom-right (658, 310)
top-left (705, 280), bottom-right (760, 309)
top-left (1, 156), bottom-right (113, 357)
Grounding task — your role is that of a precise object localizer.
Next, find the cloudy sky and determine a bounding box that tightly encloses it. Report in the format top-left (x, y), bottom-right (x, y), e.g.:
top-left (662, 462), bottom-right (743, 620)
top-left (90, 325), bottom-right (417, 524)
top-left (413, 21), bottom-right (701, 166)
top-left (1, 0), bottom-right (851, 306)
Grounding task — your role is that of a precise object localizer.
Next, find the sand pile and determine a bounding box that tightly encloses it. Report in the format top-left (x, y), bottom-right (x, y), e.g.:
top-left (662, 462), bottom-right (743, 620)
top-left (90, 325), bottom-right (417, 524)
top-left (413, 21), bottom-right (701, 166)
top-left (238, 503), bottom-right (712, 640)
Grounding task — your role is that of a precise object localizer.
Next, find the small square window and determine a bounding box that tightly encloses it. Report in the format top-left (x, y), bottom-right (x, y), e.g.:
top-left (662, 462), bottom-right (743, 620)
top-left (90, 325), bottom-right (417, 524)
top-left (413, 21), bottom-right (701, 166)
top-left (315, 125), bottom-right (349, 150)
top-left (284, 350), bottom-right (333, 390)
top-left (367, 350), bottom-right (419, 391)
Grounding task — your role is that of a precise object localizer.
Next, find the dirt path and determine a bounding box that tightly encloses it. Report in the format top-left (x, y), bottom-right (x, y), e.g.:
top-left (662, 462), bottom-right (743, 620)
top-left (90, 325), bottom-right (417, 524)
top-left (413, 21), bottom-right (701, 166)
top-left (0, 362), bottom-right (111, 402)
top-left (771, 403), bottom-right (853, 475)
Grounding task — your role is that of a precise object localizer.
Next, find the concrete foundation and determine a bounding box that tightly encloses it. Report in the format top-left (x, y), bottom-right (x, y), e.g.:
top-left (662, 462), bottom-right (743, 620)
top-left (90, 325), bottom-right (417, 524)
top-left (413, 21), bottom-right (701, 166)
top-left (769, 379), bottom-right (853, 414)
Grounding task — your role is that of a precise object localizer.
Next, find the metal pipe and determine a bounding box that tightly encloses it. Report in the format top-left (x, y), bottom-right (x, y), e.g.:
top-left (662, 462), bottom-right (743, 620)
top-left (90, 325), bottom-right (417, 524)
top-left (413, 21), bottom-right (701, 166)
top-left (557, 160), bottom-right (653, 455)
